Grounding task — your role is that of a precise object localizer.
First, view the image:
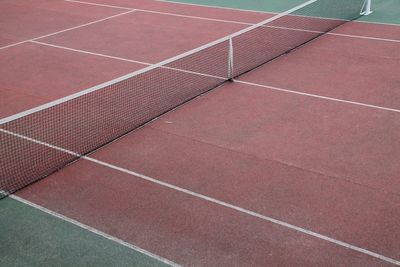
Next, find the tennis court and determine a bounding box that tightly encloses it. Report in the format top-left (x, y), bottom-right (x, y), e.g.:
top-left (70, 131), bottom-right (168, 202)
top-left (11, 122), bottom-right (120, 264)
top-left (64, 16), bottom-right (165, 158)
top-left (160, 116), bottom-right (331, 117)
top-left (1, 0), bottom-right (400, 266)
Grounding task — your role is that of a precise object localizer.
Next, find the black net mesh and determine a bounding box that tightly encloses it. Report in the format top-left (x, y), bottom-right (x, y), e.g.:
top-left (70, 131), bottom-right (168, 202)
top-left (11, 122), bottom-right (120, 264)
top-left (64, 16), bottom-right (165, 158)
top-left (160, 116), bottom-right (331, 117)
top-left (0, 0), bottom-right (366, 198)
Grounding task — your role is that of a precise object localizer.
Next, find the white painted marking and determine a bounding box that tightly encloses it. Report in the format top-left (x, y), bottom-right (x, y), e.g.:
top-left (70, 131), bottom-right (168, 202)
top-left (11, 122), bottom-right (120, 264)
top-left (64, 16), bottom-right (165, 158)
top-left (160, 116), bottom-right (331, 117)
top-left (34, 9), bottom-right (136, 40)
top-left (154, 0), bottom-right (275, 15)
top-left (1, 128), bottom-right (400, 266)
top-left (0, 129), bottom-right (82, 156)
top-left (134, 8), bottom-right (251, 25)
top-left (261, 25), bottom-right (400, 43)
top-left (31, 40), bottom-right (152, 65)
top-left (330, 32), bottom-right (400, 43)
top-left (235, 80), bottom-right (400, 113)
top-left (65, 0), bottom-right (134, 10)
top-left (356, 20), bottom-right (400, 27)
top-left (0, 10), bottom-right (135, 50)
top-left (10, 195), bottom-right (181, 267)
top-left (0, 41), bottom-right (31, 50)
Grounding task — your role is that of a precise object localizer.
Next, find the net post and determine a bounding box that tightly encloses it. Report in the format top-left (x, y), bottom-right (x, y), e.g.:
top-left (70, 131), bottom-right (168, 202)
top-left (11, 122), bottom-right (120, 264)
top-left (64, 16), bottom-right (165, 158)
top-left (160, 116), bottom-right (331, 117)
top-left (361, 0), bottom-right (373, 15)
top-left (228, 37), bottom-right (234, 81)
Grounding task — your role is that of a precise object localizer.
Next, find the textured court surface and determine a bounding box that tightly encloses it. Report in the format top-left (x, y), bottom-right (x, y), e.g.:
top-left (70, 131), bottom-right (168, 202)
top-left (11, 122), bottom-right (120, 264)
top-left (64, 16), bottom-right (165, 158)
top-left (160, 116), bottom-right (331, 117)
top-left (1, 0), bottom-right (400, 266)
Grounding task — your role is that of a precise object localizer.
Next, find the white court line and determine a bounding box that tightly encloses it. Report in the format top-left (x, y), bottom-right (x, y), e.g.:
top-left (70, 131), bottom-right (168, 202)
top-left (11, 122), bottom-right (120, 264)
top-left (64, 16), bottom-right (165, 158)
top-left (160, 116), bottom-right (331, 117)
top-left (235, 80), bottom-right (400, 113)
top-left (1, 128), bottom-right (400, 266)
top-left (134, 8), bottom-right (251, 25)
top-left (64, 0), bottom-right (400, 43)
top-left (356, 20), bottom-right (400, 27)
top-left (64, 0), bottom-right (132, 10)
top-left (330, 32), bottom-right (400, 43)
top-left (0, 40), bottom-right (32, 50)
top-left (31, 40), bottom-right (152, 65)
top-left (9, 194), bottom-right (180, 267)
top-left (155, 0), bottom-right (277, 15)
top-left (0, 10), bottom-right (136, 50)
top-left (263, 25), bottom-right (400, 43)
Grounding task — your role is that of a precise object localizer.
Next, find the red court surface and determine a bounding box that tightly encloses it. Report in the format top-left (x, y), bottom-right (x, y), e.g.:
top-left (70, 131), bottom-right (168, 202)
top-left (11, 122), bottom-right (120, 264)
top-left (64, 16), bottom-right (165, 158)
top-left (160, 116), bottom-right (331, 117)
top-left (0, 42), bottom-right (145, 118)
top-left (38, 11), bottom-right (247, 63)
top-left (238, 35), bottom-right (400, 109)
top-left (16, 158), bottom-right (397, 266)
top-left (0, 0), bottom-right (122, 47)
top-left (2, 0), bottom-right (400, 266)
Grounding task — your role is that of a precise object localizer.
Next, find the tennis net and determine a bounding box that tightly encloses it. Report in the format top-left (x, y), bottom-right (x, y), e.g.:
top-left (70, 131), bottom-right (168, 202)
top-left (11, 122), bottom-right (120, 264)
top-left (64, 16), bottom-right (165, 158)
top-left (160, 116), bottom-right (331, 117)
top-left (0, 0), bottom-right (370, 198)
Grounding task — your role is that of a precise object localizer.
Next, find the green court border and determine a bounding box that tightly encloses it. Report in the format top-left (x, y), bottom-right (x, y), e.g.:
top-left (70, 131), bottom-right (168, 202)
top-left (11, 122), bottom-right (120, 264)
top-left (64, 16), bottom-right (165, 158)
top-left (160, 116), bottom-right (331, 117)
top-left (0, 197), bottom-right (171, 267)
